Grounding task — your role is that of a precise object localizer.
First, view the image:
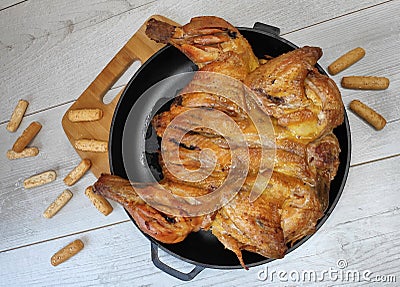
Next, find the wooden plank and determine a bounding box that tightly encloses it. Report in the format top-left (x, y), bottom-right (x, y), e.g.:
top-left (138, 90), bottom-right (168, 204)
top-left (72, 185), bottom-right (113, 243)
top-left (350, 118), bottom-right (400, 166)
top-left (1, 1), bottom-right (400, 285)
top-left (0, 104), bottom-right (129, 252)
top-left (1, 157), bottom-right (399, 286)
top-left (0, 1), bottom-right (399, 253)
top-left (0, 0), bottom-right (26, 11)
top-left (0, 0), bottom-right (153, 122)
top-left (0, 0), bottom-right (389, 123)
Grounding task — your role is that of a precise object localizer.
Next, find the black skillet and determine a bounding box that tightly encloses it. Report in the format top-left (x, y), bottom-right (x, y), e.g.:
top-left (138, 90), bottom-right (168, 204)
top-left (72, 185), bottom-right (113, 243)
top-left (109, 22), bottom-right (351, 281)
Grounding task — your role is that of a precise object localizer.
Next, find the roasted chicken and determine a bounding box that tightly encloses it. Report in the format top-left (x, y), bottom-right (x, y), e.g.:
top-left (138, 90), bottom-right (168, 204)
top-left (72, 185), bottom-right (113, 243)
top-left (93, 16), bottom-right (344, 269)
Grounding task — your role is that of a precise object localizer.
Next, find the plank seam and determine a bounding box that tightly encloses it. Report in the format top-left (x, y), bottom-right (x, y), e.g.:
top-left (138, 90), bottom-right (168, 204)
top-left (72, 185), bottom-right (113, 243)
top-left (281, 0), bottom-right (395, 36)
top-left (0, 85), bottom-right (126, 125)
top-left (0, 219), bottom-right (130, 253)
top-left (0, 0), bottom-right (28, 12)
top-left (350, 153), bottom-right (400, 168)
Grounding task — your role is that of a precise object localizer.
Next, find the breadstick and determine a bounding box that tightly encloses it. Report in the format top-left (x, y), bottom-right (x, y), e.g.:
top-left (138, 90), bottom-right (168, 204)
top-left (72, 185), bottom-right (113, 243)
top-left (341, 76), bottom-right (390, 90)
top-left (328, 47), bottom-right (365, 75)
top-left (64, 159), bottom-right (91, 186)
top-left (7, 100), bottom-right (29, 132)
top-left (43, 189), bottom-right (73, 218)
top-left (68, 108), bottom-right (103, 122)
top-left (85, 186), bottom-right (113, 216)
top-left (350, 100), bottom-right (386, 130)
top-left (51, 239), bottom-right (84, 266)
top-left (74, 139), bottom-right (108, 152)
top-left (12, 121), bottom-right (42, 153)
top-left (7, 147), bottom-right (39, 160)
top-left (23, 170), bottom-right (57, 189)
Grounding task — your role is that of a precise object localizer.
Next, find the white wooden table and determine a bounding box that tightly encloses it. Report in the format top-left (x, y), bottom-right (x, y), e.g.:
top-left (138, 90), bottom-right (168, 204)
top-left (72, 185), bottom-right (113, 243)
top-left (1, 1), bottom-right (399, 286)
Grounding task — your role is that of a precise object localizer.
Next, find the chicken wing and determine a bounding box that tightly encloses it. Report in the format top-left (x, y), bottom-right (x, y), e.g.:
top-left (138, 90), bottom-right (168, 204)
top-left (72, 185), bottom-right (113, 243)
top-left (146, 16), bottom-right (259, 75)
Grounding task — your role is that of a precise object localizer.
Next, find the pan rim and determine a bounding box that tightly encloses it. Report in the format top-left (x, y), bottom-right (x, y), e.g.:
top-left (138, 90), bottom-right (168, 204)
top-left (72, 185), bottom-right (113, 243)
top-left (109, 26), bottom-right (352, 270)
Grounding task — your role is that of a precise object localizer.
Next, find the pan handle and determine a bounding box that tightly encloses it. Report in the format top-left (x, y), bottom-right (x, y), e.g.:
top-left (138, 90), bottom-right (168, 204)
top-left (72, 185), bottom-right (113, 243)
top-left (151, 242), bottom-right (205, 281)
top-left (253, 22), bottom-right (280, 36)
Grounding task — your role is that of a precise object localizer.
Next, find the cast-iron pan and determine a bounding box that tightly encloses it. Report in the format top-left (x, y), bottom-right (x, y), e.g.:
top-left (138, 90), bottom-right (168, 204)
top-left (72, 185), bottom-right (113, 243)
top-left (109, 22), bottom-right (351, 281)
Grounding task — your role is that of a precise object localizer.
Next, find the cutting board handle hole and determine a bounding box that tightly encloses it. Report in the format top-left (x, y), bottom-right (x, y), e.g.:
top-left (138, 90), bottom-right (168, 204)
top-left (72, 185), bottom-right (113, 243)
top-left (102, 88), bottom-right (120, 105)
top-left (102, 61), bottom-right (142, 105)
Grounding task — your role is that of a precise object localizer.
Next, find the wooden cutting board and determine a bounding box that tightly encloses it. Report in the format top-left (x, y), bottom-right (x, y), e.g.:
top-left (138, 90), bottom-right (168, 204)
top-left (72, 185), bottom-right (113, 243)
top-left (62, 15), bottom-right (178, 178)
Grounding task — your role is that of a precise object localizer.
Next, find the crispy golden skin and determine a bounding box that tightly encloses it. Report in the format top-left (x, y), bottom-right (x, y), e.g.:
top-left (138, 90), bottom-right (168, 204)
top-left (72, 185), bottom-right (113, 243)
top-left (94, 174), bottom-right (215, 243)
top-left (93, 16), bottom-right (344, 269)
top-left (146, 16), bottom-right (259, 75)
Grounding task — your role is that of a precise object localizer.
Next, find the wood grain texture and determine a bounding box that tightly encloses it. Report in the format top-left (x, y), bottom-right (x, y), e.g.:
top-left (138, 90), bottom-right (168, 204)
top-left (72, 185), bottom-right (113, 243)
top-left (0, 0), bottom-right (388, 123)
top-left (1, 156), bottom-right (399, 286)
top-left (61, 15), bottom-right (177, 178)
top-left (0, 91), bottom-right (399, 252)
top-left (1, 101), bottom-right (399, 253)
top-left (0, 0), bottom-right (26, 11)
top-left (0, 104), bottom-right (129, 252)
top-left (1, 0), bottom-right (400, 285)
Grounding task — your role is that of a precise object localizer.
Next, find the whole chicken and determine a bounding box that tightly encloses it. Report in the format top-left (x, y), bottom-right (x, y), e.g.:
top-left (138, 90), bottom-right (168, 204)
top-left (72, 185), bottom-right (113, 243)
top-left (93, 16), bottom-right (344, 269)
